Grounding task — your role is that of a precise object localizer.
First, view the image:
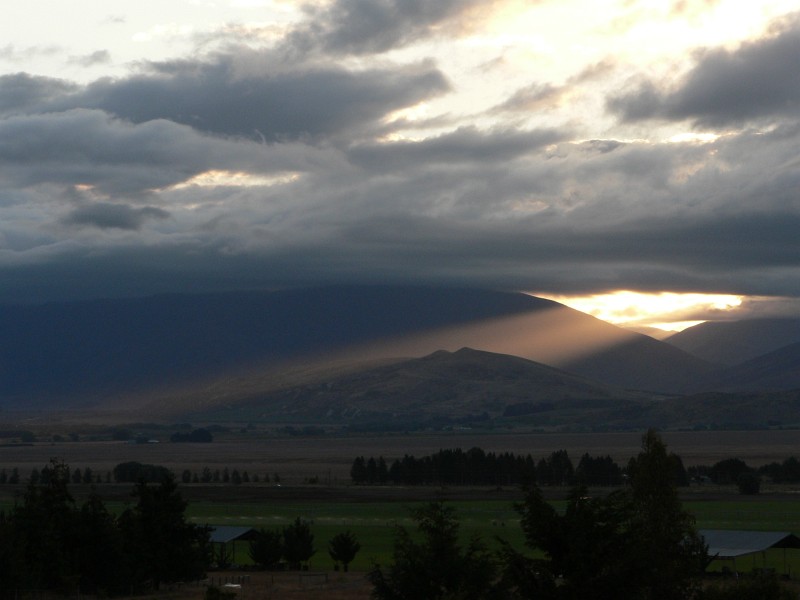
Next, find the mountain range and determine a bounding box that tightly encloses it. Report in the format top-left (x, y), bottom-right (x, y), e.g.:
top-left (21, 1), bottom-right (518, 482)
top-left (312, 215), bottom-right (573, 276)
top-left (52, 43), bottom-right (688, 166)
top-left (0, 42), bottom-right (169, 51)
top-left (1, 286), bottom-right (799, 428)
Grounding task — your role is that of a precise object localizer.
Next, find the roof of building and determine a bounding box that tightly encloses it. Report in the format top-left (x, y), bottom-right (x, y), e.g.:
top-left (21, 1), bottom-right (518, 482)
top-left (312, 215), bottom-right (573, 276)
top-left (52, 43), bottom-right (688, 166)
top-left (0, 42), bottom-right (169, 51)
top-left (208, 526), bottom-right (259, 544)
top-left (699, 529), bottom-right (800, 558)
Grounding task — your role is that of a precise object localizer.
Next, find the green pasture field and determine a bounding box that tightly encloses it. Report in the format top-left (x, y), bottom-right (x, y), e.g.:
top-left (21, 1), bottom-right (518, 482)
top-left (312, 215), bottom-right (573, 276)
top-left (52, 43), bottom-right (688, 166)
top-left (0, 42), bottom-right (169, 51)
top-left (4, 486), bottom-right (800, 574)
top-left (188, 499), bottom-right (526, 571)
top-left (183, 495), bottom-right (800, 573)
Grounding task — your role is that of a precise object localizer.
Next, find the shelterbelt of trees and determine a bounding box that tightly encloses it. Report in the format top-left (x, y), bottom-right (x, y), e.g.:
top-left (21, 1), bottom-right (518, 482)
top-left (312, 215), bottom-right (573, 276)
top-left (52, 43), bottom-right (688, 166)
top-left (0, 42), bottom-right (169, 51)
top-left (350, 447), bottom-right (684, 487)
top-left (351, 446), bottom-right (800, 494)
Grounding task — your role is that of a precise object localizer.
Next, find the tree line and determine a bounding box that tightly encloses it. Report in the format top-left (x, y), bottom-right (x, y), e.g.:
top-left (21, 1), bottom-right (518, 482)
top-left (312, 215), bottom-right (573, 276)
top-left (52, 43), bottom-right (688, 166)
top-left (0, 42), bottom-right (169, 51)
top-left (0, 462), bottom-right (283, 487)
top-left (351, 446), bottom-right (686, 487)
top-left (352, 448), bottom-right (800, 493)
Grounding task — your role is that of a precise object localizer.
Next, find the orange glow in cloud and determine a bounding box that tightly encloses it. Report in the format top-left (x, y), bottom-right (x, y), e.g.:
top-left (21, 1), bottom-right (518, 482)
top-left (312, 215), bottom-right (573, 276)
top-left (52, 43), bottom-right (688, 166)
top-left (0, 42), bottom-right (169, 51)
top-left (534, 291), bottom-right (743, 332)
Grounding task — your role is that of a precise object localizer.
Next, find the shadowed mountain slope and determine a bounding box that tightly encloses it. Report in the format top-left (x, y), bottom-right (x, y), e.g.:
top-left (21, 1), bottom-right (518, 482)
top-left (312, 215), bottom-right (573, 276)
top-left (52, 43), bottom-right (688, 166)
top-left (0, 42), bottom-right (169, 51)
top-left (665, 318), bottom-right (800, 366)
top-left (699, 342), bottom-right (800, 392)
top-left (557, 335), bottom-right (718, 394)
top-left (0, 286), bottom-right (552, 407)
top-left (0, 285), bottom-right (717, 410)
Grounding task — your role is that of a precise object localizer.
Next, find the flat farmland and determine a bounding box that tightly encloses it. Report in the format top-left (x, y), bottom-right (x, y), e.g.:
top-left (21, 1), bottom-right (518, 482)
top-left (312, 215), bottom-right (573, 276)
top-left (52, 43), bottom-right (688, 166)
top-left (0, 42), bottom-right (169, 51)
top-left (2, 429), bottom-right (800, 485)
top-left (2, 428), bottom-right (800, 581)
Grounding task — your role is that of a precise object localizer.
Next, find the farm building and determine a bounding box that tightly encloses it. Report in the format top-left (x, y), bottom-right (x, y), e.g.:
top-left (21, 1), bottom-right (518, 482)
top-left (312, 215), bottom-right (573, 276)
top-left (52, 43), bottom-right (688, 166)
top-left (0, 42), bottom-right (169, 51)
top-left (700, 529), bottom-right (800, 576)
top-left (209, 526), bottom-right (259, 567)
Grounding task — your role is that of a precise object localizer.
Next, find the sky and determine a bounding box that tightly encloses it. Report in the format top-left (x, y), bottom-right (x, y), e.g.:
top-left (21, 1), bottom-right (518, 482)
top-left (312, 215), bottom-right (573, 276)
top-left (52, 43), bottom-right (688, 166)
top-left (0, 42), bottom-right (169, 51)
top-left (1, 0), bottom-right (800, 330)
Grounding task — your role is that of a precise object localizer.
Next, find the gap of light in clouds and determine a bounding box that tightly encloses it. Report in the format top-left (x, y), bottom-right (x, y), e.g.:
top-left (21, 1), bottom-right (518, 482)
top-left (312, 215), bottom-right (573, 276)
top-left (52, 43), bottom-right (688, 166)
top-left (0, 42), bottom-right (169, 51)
top-left (535, 291), bottom-right (744, 332)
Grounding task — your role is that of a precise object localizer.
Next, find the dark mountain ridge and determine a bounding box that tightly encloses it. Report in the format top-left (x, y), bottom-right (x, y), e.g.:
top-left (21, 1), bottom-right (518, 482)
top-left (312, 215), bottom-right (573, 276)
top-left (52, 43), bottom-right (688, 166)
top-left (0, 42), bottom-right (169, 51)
top-left (665, 318), bottom-right (800, 366)
top-left (0, 285), bottom-right (719, 411)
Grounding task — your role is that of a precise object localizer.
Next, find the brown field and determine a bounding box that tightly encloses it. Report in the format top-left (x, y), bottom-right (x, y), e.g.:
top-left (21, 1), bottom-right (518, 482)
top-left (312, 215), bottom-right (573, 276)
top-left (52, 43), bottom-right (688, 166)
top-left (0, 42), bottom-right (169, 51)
top-left (2, 429), bottom-right (800, 486)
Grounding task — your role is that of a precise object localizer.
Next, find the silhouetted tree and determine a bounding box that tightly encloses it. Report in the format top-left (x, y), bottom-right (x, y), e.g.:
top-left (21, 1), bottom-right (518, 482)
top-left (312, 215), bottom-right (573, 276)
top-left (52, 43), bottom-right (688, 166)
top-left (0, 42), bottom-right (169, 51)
top-left (575, 454), bottom-right (623, 485)
top-left (118, 475), bottom-right (210, 590)
top-left (502, 430), bottom-right (707, 600)
top-left (12, 459), bottom-right (77, 592)
top-left (328, 531), bottom-right (360, 572)
top-left (710, 458), bottom-right (751, 485)
top-left (74, 489), bottom-right (128, 595)
top-left (737, 471), bottom-right (761, 495)
top-left (282, 518), bottom-right (315, 569)
top-left (625, 429), bottom-right (708, 599)
top-left (369, 502), bottom-right (504, 600)
top-left (248, 528), bottom-right (283, 570)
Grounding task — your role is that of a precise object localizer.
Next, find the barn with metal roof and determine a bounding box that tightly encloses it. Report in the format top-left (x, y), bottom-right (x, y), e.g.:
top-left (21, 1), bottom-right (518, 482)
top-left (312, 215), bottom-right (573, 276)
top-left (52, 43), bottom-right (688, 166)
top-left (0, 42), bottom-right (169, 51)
top-left (209, 526), bottom-right (259, 567)
top-left (700, 529), bottom-right (800, 575)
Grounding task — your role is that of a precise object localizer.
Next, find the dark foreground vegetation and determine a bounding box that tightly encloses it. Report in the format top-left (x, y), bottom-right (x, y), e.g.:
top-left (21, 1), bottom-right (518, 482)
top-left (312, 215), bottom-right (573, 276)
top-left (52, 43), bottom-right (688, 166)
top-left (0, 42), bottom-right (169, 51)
top-left (0, 460), bottom-right (209, 597)
top-left (368, 430), bottom-right (797, 599)
top-left (1, 432), bottom-right (798, 599)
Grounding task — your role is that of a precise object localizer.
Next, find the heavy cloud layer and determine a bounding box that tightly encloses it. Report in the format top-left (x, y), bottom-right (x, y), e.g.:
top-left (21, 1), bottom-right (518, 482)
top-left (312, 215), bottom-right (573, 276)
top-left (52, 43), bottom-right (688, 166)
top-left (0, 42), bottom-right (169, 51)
top-left (1, 3), bottom-right (800, 312)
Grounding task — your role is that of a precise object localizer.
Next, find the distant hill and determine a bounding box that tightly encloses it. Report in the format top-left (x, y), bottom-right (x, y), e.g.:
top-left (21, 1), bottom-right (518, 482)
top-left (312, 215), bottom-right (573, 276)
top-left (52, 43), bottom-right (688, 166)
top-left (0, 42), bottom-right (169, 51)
top-left (640, 389), bottom-right (800, 430)
top-left (558, 334), bottom-right (717, 394)
top-left (664, 318), bottom-right (800, 366)
top-left (158, 348), bottom-right (800, 432)
top-left (699, 342), bottom-right (800, 392)
top-left (0, 286), bottom-right (719, 412)
top-left (164, 347), bottom-right (651, 424)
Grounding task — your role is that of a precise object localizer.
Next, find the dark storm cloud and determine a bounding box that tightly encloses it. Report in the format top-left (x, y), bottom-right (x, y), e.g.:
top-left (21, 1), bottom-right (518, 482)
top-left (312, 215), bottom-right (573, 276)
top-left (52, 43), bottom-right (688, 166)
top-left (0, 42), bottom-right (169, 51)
top-left (3, 7), bottom-right (800, 308)
top-left (286, 0), bottom-right (488, 56)
top-left (63, 203), bottom-right (169, 230)
top-left (3, 107), bottom-right (800, 303)
top-left (0, 108), bottom-right (317, 197)
top-left (347, 126), bottom-right (566, 171)
top-left (609, 14), bottom-right (800, 126)
top-left (0, 49), bottom-right (450, 144)
top-left (46, 52), bottom-right (451, 141)
top-left (0, 73), bottom-right (78, 115)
